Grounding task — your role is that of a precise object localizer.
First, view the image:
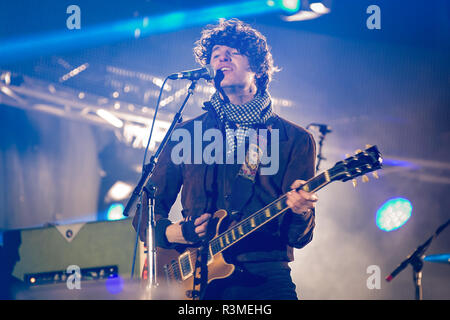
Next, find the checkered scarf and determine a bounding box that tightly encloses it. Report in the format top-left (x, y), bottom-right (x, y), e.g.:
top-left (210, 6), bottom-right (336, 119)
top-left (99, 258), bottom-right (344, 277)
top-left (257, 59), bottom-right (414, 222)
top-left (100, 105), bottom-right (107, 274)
top-left (209, 90), bottom-right (273, 155)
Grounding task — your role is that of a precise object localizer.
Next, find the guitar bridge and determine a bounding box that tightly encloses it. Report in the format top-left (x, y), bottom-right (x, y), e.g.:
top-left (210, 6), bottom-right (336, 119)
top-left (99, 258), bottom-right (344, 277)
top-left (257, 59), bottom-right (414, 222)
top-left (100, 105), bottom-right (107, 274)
top-left (163, 259), bottom-right (183, 283)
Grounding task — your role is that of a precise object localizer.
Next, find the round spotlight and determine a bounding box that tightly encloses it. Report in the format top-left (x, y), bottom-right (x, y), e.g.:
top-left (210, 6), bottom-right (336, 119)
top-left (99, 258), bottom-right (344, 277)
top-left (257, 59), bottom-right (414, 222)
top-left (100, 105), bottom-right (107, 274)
top-left (105, 275), bottom-right (124, 295)
top-left (376, 198), bottom-right (412, 232)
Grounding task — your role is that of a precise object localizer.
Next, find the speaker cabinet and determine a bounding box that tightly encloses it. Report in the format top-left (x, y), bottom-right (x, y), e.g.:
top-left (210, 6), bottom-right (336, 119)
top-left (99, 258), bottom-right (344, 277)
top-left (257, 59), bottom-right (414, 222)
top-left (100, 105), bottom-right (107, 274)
top-left (6, 218), bottom-right (141, 285)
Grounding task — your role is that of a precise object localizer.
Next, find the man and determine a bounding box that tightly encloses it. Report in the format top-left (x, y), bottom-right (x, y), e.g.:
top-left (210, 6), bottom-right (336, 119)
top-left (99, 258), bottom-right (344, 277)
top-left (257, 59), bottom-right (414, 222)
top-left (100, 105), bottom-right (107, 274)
top-left (133, 18), bottom-right (318, 300)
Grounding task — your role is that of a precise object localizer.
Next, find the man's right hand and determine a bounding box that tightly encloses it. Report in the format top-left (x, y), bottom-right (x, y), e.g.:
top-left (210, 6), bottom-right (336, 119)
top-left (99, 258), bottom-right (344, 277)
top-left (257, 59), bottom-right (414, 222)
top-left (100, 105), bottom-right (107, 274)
top-left (192, 213), bottom-right (211, 239)
top-left (165, 213), bottom-right (212, 244)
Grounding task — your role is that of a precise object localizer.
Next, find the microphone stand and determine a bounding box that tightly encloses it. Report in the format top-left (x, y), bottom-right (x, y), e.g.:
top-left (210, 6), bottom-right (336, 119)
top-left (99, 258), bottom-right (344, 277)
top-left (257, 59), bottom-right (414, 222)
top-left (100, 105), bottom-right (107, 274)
top-left (306, 124), bottom-right (331, 172)
top-left (385, 218), bottom-right (450, 300)
top-left (123, 79), bottom-right (198, 294)
top-left (316, 131), bottom-right (326, 172)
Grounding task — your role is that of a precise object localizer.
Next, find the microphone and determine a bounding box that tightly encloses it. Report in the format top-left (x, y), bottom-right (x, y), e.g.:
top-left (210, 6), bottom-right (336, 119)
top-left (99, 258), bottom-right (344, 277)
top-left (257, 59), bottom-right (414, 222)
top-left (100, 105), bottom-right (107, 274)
top-left (385, 259), bottom-right (410, 282)
top-left (307, 123), bottom-right (332, 135)
top-left (168, 65), bottom-right (215, 81)
top-left (213, 69), bottom-right (230, 103)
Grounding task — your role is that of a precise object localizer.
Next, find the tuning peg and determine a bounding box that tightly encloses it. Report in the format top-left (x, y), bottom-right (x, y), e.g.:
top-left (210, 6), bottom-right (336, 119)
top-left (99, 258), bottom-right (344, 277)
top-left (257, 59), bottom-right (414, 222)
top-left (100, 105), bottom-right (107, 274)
top-left (372, 171), bottom-right (379, 179)
top-left (365, 144), bottom-right (373, 149)
top-left (355, 149), bottom-right (362, 154)
top-left (362, 175), bottom-right (369, 183)
top-left (352, 179), bottom-right (357, 188)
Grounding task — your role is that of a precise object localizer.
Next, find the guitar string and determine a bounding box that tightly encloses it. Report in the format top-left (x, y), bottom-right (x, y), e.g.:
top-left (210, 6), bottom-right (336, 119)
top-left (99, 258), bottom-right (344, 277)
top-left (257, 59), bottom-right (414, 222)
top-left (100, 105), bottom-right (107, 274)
top-left (207, 171), bottom-right (330, 255)
top-left (162, 154), bottom-right (381, 280)
top-left (173, 190), bottom-right (302, 276)
top-left (180, 193), bottom-right (290, 270)
top-left (178, 191), bottom-right (293, 274)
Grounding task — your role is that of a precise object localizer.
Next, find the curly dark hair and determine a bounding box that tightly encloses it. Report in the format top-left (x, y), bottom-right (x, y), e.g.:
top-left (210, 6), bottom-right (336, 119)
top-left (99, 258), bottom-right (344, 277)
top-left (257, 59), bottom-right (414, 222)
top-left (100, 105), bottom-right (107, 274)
top-left (193, 18), bottom-right (278, 92)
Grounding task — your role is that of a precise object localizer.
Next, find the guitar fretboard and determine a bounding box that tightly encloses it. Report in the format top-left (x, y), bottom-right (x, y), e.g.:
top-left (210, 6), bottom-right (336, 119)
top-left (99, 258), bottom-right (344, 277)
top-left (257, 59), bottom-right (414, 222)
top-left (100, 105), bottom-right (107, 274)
top-left (209, 171), bottom-right (332, 256)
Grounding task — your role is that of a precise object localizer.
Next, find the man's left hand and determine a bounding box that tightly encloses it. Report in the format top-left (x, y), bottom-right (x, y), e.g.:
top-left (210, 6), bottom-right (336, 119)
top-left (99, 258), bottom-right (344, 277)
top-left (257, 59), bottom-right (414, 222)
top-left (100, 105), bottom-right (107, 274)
top-left (286, 179), bottom-right (318, 215)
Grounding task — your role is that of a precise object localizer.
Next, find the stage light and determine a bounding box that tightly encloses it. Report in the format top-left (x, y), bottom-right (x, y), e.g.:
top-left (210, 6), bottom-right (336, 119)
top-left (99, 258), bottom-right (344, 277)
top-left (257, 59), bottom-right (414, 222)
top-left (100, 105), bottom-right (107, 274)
top-left (96, 109), bottom-right (124, 128)
top-left (0, 72), bottom-right (23, 86)
top-left (382, 158), bottom-right (419, 169)
top-left (48, 84), bottom-right (56, 94)
top-left (1, 71), bottom-right (11, 85)
top-left (1, 84), bottom-right (27, 104)
top-left (423, 254), bottom-right (450, 264)
top-left (0, 86), bottom-right (14, 97)
top-left (106, 181), bottom-right (133, 201)
top-left (376, 198), bottom-right (412, 232)
top-left (59, 63), bottom-right (89, 82)
top-left (0, 1), bottom-right (280, 63)
top-left (282, 0), bottom-right (332, 21)
top-left (105, 275), bottom-right (124, 294)
top-left (279, 0), bottom-right (301, 13)
top-left (123, 120), bottom-right (171, 149)
top-left (310, 2), bottom-right (330, 14)
top-left (106, 203), bottom-right (125, 221)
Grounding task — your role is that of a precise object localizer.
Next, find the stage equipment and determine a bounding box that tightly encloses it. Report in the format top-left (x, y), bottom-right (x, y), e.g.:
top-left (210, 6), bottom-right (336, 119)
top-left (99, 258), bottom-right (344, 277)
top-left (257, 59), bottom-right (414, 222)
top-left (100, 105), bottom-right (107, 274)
top-left (5, 218), bottom-right (140, 288)
top-left (386, 218), bottom-right (450, 300)
top-left (124, 69), bottom-right (205, 295)
top-left (306, 123), bottom-right (332, 171)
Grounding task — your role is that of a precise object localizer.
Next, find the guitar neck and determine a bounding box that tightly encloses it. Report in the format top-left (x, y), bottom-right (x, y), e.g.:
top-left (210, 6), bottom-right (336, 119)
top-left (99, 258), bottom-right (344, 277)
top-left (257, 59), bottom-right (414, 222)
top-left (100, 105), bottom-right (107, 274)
top-left (209, 170), bottom-right (333, 256)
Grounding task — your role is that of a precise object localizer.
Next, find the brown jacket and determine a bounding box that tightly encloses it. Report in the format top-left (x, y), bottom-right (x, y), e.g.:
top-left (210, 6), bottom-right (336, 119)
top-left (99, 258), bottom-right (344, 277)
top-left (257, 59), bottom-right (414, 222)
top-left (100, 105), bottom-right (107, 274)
top-left (133, 102), bottom-right (316, 262)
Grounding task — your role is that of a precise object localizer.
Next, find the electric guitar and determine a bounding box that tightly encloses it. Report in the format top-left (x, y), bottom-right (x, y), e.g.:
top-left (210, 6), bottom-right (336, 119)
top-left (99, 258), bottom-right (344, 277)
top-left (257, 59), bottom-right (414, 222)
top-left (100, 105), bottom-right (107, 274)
top-left (143, 145), bottom-right (383, 299)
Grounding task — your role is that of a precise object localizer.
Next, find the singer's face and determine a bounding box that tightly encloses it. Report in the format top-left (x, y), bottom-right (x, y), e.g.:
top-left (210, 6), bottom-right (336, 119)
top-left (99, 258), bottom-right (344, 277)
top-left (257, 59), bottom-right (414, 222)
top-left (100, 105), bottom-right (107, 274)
top-left (210, 45), bottom-right (256, 92)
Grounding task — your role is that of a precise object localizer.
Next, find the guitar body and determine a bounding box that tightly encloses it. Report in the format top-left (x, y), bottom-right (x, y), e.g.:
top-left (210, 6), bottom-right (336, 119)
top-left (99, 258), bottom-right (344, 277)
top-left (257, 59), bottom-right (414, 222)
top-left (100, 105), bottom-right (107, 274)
top-left (144, 209), bottom-right (236, 300)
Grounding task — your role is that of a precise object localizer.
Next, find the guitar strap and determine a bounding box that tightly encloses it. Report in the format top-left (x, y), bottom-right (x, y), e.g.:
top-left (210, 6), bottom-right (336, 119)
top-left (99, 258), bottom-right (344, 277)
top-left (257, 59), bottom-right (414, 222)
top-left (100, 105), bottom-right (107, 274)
top-left (228, 128), bottom-right (268, 221)
top-left (192, 128), bottom-right (268, 299)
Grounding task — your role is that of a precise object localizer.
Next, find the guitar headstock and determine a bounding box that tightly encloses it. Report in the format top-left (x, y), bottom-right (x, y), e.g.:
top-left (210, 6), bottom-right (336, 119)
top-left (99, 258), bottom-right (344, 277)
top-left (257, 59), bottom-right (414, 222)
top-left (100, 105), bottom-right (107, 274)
top-left (329, 145), bottom-right (383, 185)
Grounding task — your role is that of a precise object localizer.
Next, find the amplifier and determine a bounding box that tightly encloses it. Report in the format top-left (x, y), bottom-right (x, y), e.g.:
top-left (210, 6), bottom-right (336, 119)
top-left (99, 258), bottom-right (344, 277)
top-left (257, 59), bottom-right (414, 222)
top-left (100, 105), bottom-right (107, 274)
top-left (7, 218), bottom-right (141, 285)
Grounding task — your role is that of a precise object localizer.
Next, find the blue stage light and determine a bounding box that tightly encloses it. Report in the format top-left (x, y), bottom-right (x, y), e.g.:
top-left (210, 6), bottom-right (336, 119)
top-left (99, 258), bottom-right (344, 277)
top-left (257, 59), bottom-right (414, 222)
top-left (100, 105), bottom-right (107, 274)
top-left (105, 275), bottom-right (124, 295)
top-left (423, 254), bottom-right (450, 264)
top-left (106, 203), bottom-right (125, 221)
top-left (0, 1), bottom-right (281, 63)
top-left (376, 198), bottom-right (412, 232)
top-left (382, 158), bottom-right (419, 169)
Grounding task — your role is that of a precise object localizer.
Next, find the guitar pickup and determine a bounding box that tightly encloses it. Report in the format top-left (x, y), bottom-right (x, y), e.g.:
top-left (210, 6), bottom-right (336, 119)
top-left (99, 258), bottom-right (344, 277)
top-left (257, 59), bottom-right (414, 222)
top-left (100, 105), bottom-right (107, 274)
top-left (178, 251), bottom-right (193, 280)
